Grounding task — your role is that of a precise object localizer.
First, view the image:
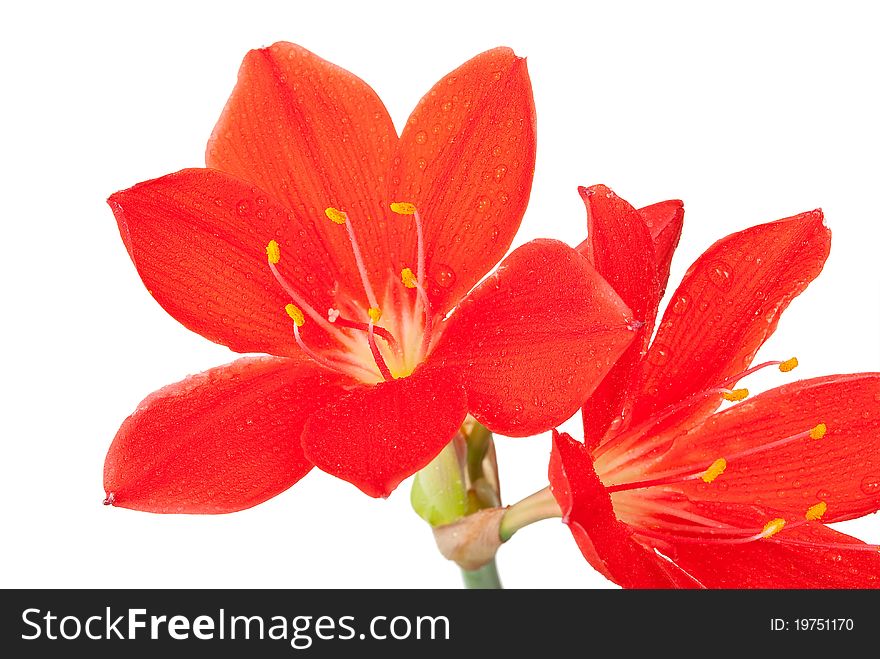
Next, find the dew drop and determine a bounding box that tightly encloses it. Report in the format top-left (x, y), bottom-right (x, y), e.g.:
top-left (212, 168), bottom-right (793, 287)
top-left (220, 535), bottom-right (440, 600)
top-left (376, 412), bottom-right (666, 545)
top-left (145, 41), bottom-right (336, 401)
top-left (477, 197), bottom-right (491, 213)
top-left (415, 130), bottom-right (427, 145)
top-left (671, 295), bottom-right (689, 315)
top-left (492, 145), bottom-right (502, 157)
top-left (417, 158), bottom-right (427, 170)
top-left (493, 165), bottom-right (508, 183)
top-left (441, 101), bottom-right (452, 112)
top-left (236, 200), bottom-right (250, 216)
top-left (434, 264), bottom-right (456, 288)
top-left (647, 346), bottom-right (670, 366)
top-left (859, 474), bottom-right (880, 496)
top-left (708, 262), bottom-right (732, 290)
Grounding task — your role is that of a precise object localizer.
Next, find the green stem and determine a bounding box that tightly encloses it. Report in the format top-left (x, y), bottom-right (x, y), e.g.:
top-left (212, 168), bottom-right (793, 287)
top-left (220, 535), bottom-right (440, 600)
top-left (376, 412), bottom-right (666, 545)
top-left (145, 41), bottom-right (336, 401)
top-left (461, 558), bottom-right (502, 589)
top-left (499, 487), bottom-right (561, 542)
top-left (465, 422), bottom-right (493, 484)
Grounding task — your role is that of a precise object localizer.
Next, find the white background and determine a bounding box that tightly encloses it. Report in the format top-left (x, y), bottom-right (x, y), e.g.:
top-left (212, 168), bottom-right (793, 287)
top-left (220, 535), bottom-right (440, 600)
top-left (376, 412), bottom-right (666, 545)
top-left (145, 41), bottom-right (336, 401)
top-left (1, 1), bottom-right (878, 588)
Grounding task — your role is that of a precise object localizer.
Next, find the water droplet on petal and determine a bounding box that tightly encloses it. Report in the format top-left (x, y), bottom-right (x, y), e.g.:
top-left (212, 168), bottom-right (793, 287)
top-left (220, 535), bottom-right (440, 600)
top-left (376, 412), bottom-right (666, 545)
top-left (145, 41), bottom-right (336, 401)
top-left (859, 474), bottom-right (880, 496)
top-left (434, 264), bottom-right (456, 288)
top-left (708, 262), bottom-right (732, 290)
top-left (672, 295), bottom-right (689, 315)
top-left (647, 346), bottom-right (670, 366)
top-left (415, 130), bottom-right (427, 145)
top-left (493, 165), bottom-right (508, 183)
top-left (477, 197), bottom-right (491, 213)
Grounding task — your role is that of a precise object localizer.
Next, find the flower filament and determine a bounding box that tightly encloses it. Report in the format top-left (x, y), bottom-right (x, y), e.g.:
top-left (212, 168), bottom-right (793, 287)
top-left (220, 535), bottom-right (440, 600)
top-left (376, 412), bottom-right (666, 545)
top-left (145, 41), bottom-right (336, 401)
top-left (262, 202), bottom-right (437, 384)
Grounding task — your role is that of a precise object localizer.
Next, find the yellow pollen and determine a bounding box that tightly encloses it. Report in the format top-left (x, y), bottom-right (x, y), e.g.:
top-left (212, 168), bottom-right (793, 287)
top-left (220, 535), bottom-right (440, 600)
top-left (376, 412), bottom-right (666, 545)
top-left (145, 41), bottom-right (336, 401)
top-left (285, 303), bottom-right (305, 327)
top-left (779, 357), bottom-right (799, 372)
top-left (722, 388), bottom-right (749, 402)
top-left (761, 518), bottom-right (786, 538)
top-left (368, 307), bottom-right (382, 323)
top-left (266, 239), bottom-right (281, 264)
top-left (390, 202), bottom-right (417, 215)
top-left (806, 501), bottom-right (827, 521)
top-left (701, 458), bottom-right (727, 483)
top-left (324, 207), bottom-right (347, 224)
top-left (401, 267), bottom-right (417, 289)
top-left (809, 423), bottom-right (827, 440)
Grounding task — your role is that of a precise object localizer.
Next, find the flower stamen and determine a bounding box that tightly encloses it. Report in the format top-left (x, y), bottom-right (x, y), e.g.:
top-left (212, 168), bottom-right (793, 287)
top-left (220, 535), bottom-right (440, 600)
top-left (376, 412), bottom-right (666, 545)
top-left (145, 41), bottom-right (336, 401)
top-left (368, 319), bottom-right (395, 382)
top-left (401, 266), bottom-right (434, 359)
top-left (606, 423), bottom-right (826, 493)
top-left (265, 240), bottom-right (351, 345)
top-left (805, 501), bottom-right (827, 521)
top-left (325, 207), bottom-right (380, 313)
top-left (393, 202), bottom-right (434, 358)
top-left (285, 304), bottom-right (352, 376)
top-left (328, 312), bottom-right (401, 355)
top-left (596, 355), bottom-right (802, 469)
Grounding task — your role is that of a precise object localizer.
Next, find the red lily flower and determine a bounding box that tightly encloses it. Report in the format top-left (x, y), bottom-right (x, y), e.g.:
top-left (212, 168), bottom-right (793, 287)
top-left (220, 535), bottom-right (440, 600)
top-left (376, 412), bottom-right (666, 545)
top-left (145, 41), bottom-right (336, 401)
top-left (104, 45), bottom-right (636, 510)
top-left (549, 185), bottom-right (880, 588)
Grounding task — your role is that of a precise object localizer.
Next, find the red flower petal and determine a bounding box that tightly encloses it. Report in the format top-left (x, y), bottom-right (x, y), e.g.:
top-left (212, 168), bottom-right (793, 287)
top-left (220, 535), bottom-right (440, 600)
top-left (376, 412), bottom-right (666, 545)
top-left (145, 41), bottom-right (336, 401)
top-left (638, 199), bottom-right (684, 297)
top-left (104, 357), bottom-right (346, 513)
top-left (206, 42), bottom-right (401, 301)
top-left (110, 168), bottom-right (349, 356)
top-left (631, 210), bottom-right (831, 425)
top-left (391, 47), bottom-right (537, 315)
top-left (549, 432), bottom-right (701, 588)
top-left (670, 521), bottom-right (880, 588)
top-left (577, 185), bottom-right (660, 448)
top-left (653, 374), bottom-right (880, 522)
top-left (301, 366), bottom-right (468, 499)
top-left (432, 240), bottom-right (635, 437)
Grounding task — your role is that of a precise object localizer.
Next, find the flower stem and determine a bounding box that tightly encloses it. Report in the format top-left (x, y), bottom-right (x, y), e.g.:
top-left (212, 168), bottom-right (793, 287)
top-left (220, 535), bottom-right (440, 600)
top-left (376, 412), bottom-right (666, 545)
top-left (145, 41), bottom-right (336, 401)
top-left (461, 558), bottom-right (502, 589)
top-left (499, 487), bottom-right (561, 541)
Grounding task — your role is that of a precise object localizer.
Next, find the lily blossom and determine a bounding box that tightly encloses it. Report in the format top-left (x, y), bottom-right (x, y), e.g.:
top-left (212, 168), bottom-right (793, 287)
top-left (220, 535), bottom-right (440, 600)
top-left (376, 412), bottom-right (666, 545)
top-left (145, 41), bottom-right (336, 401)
top-left (549, 185), bottom-right (880, 588)
top-left (104, 45), bottom-right (636, 510)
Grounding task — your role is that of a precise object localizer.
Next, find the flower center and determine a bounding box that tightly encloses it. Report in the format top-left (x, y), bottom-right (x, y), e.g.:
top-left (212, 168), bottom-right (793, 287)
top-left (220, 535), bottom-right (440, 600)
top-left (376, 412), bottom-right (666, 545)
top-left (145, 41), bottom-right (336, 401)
top-left (591, 356), bottom-right (880, 556)
top-left (265, 202), bottom-right (437, 384)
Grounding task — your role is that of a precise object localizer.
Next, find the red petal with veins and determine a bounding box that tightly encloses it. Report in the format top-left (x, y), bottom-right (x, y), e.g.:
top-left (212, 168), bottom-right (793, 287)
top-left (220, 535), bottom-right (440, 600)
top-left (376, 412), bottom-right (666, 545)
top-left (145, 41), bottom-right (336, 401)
top-left (391, 47), bottom-right (537, 315)
top-left (670, 520), bottom-right (880, 588)
top-left (549, 432), bottom-right (701, 588)
top-left (578, 185), bottom-right (661, 449)
top-left (638, 199), bottom-right (684, 297)
top-left (653, 373), bottom-right (880, 522)
top-left (104, 357), bottom-right (345, 513)
top-left (206, 42), bottom-right (400, 301)
top-left (110, 168), bottom-right (345, 356)
top-left (632, 210), bottom-right (830, 427)
top-left (301, 365), bottom-right (468, 499)
top-left (432, 240), bottom-right (635, 437)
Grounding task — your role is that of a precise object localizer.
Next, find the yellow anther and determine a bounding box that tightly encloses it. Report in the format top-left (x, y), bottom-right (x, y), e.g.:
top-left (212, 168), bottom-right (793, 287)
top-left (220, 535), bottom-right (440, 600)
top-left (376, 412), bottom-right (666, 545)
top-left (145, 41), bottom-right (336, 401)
top-left (701, 458), bottom-right (727, 483)
top-left (390, 202), bottom-right (417, 215)
top-left (368, 307), bottom-right (382, 323)
top-left (401, 267), bottom-right (417, 289)
top-left (324, 207), bottom-right (347, 225)
top-left (266, 239), bottom-right (281, 264)
top-left (761, 518), bottom-right (786, 538)
top-left (285, 303), bottom-right (305, 327)
top-left (809, 423), bottom-right (827, 440)
top-left (805, 501), bottom-right (827, 521)
top-left (779, 357), bottom-right (799, 373)
top-left (722, 388), bottom-right (749, 402)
